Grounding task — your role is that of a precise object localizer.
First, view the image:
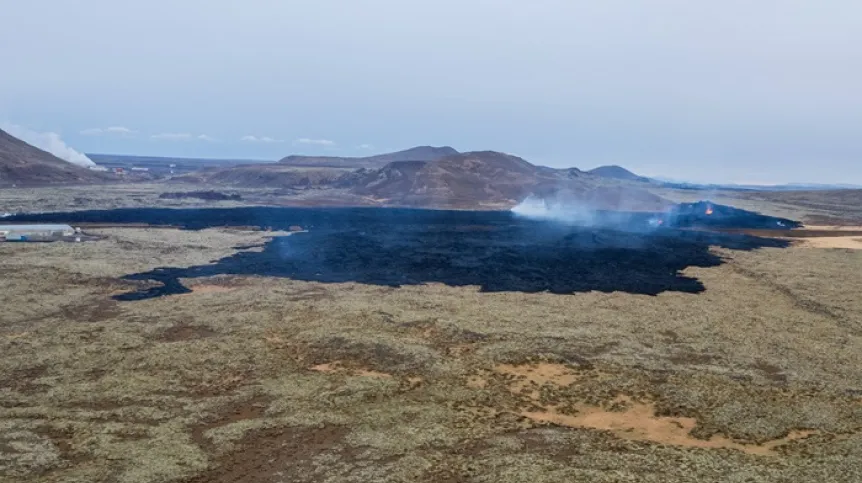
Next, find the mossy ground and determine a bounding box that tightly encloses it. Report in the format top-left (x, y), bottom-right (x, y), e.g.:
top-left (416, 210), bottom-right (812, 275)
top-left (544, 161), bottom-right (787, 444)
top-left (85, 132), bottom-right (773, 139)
top-left (2, 228), bottom-right (862, 482)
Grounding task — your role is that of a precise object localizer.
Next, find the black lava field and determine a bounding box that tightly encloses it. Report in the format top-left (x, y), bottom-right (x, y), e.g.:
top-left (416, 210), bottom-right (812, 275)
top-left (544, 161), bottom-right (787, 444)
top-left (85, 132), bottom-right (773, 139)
top-left (11, 204), bottom-right (795, 300)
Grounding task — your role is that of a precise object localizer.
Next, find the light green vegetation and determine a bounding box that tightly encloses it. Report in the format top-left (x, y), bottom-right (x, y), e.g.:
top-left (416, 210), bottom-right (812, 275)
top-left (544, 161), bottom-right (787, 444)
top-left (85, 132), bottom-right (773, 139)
top-left (1, 228), bottom-right (862, 482)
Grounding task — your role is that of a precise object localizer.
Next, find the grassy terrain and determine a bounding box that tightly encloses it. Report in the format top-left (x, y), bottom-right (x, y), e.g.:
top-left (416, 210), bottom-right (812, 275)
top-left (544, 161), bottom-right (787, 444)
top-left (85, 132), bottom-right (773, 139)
top-left (2, 227), bottom-right (862, 482)
top-left (3, 182), bottom-right (862, 223)
top-left (0, 183), bottom-right (373, 214)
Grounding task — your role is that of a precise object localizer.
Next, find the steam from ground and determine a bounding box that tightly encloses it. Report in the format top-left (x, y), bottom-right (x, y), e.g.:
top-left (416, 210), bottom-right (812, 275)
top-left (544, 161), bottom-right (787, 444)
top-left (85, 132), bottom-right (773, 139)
top-left (511, 195), bottom-right (599, 225)
top-left (2, 123), bottom-right (96, 167)
top-left (511, 193), bottom-right (668, 235)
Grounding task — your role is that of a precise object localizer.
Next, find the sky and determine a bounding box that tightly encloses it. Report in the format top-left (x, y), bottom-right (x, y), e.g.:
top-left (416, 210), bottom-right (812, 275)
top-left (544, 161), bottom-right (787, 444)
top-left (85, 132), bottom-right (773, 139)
top-left (1, 0), bottom-right (861, 184)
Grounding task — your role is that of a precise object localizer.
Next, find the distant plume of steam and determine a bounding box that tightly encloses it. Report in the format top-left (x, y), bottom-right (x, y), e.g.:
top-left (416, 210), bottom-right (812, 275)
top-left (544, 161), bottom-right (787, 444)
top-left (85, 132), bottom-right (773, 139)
top-left (511, 195), bottom-right (599, 225)
top-left (2, 123), bottom-right (96, 167)
top-left (511, 192), bottom-right (664, 234)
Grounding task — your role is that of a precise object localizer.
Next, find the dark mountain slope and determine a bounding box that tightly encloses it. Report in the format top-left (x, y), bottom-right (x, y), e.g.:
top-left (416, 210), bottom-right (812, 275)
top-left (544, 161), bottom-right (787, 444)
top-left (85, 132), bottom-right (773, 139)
top-left (0, 129), bottom-right (110, 187)
top-left (588, 165), bottom-right (650, 182)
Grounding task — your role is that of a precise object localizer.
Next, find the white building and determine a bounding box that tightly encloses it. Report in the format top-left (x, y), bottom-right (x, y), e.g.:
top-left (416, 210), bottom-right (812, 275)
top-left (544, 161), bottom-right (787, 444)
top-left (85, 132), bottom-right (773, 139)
top-left (0, 224), bottom-right (75, 241)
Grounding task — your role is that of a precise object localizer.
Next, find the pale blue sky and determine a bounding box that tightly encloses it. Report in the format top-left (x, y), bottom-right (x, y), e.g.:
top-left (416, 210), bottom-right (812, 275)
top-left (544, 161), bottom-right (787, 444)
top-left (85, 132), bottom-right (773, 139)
top-left (2, 0), bottom-right (861, 183)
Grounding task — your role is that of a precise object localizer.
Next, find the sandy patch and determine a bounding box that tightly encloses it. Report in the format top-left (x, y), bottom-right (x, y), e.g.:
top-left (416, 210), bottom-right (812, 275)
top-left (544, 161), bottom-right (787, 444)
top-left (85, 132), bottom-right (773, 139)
top-left (803, 225), bottom-right (862, 231)
top-left (522, 396), bottom-right (815, 456)
top-left (495, 363), bottom-right (582, 392)
top-left (466, 375), bottom-right (489, 389)
top-left (2, 332), bottom-right (29, 341)
top-left (798, 236), bottom-right (862, 250)
top-left (310, 362), bottom-right (393, 379)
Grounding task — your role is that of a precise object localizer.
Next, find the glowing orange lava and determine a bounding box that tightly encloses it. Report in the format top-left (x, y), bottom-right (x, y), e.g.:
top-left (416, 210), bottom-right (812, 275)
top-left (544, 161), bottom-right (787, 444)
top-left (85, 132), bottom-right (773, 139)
top-left (705, 206), bottom-right (714, 215)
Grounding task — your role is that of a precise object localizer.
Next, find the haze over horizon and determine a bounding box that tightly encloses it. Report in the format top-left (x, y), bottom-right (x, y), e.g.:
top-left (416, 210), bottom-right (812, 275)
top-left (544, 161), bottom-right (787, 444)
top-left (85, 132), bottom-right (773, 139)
top-left (2, 1), bottom-right (861, 185)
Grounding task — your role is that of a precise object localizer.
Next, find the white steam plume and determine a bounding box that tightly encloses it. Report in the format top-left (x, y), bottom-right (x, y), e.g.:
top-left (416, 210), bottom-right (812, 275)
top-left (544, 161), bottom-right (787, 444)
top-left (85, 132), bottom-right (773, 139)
top-left (2, 123), bottom-right (96, 167)
top-left (511, 195), bottom-right (598, 225)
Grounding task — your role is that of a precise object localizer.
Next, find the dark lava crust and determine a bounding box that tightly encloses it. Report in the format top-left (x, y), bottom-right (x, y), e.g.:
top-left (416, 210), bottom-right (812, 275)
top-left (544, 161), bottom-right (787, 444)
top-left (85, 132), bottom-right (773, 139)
top-left (12, 206), bottom-right (792, 300)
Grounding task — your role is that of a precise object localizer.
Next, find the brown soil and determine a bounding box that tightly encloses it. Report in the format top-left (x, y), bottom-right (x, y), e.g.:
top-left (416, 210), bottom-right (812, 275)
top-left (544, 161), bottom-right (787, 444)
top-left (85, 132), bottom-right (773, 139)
top-left (722, 225), bottom-right (862, 249)
top-left (799, 236), bottom-right (862, 250)
top-left (188, 425), bottom-right (350, 483)
top-left (191, 396), bottom-right (272, 451)
top-left (521, 396), bottom-right (816, 456)
top-left (803, 225), bottom-right (862, 231)
top-left (2, 331), bottom-right (30, 341)
top-left (1, 365), bottom-right (48, 394)
top-left (466, 374), bottom-right (489, 389)
top-left (495, 363), bottom-right (582, 392)
top-left (33, 426), bottom-right (90, 467)
top-left (752, 360), bottom-right (789, 383)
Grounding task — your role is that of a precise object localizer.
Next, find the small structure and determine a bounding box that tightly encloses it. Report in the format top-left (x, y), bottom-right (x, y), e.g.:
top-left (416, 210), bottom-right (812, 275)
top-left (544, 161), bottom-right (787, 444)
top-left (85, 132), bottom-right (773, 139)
top-left (0, 224), bottom-right (75, 242)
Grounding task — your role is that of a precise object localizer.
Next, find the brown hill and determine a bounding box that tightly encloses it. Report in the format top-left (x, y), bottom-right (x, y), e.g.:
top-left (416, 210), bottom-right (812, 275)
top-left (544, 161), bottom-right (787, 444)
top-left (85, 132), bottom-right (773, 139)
top-left (0, 129), bottom-right (110, 187)
top-left (279, 146), bottom-right (458, 169)
top-left (177, 148), bottom-right (669, 211)
top-left (588, 165), bottom-right (650, 182)
top-left (352, 151), bottom-right (669, 210)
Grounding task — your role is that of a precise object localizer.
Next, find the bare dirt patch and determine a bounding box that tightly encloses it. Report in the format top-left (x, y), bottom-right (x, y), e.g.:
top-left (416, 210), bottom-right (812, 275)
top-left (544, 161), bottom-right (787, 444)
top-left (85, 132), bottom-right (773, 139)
top-left (188, 425), bottom-right (350, 483)
top-left (1, 365), bottom-right (49, 395)
top-left (799, 236), bottom-right (862, 250)
top-left (191, 396), bottom-right (272, 452)
top-left (521, 396), bottom-right (816, 456)
top-left (495, 363), bottom-right (583, 392)
top-left (466, 375), bottom-right (489, 389)
top-left (752, 359), bottom-right (789, 383)
top-left (803, 225), bottom-right (862, 231)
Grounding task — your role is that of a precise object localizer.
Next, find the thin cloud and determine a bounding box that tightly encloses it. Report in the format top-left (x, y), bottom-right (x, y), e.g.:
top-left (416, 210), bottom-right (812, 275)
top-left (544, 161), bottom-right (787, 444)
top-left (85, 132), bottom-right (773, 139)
top-left (81, 126), bottom-right (136, 136)
top-left (357, 143), bottom-right (375, 150)
top-left (294, 138), bottom-right (335, 146)
top-left (241, 135), bottom-right (284, 143)
top-left (106, 126), bottom-right (135, 134)
top-left (151, 132), bottom-right (216, 141)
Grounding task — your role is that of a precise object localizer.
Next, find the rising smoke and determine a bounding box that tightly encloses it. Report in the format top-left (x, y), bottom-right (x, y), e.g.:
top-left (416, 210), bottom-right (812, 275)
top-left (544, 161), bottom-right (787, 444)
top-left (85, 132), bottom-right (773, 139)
top-left (511, 194), bottom-right (599, 225)
top-left (2, 123), bottom-right (96, 168)
top-left (510, 193), bottom-right (667, 233)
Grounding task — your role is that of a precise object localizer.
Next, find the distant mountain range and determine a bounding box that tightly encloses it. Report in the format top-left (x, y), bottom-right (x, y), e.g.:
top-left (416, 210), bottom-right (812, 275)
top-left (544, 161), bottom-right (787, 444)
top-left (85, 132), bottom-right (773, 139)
top-left (0, 128), bottom-right (111, 187)
top-left (279, 146), bottom-right (459, 169)
top-left (180, 147), bottom-right (669, 210)
top-left (4, 131), bottom-right (859, 211)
